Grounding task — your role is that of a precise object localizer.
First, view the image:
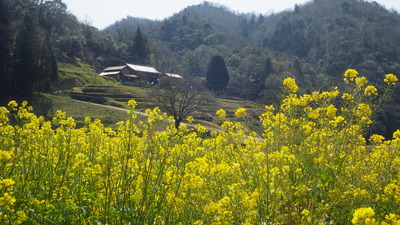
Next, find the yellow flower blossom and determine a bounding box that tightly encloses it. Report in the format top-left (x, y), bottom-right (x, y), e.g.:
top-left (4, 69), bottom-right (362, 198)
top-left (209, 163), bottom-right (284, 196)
top-left (352, 207), bottom-right (375, 224)
top-left (354, 103), bottom-right (372, 117)
top-left (344, 69), bottom-right (359, 78)
top-left (308, 109), bottom-right (320, 120)
top-left (385, 213), bottom-right (400, 223)
top-left (344, 69), bottom-right (359, 83)
top-left (265, 105), bottom-right (275, 111)
top-left (301, 209), bottom-right (310, 217)
top-left (384, 74), bottom-right (398, 85)
top-left (342, 93), bottom-right (354, 101)
top-left (369, 134), bottom-right (385, 144)
top-left (392, 129), bottom-right (400, 138)
top-left (235, 108), bottom-right (247, 118)
top-left (0, 150), bottom-right (12, 160)
top-left (326, 105), bottom-right (337, 118)
top-left (127, 99), bottom-right (137, 107)
top-left (216, 109), bottom-right (227, 118)
top-left (311, 91), bottom-right (320, 101)
top-left (7, 100), bottom-right (17, 109)
top-left (0, 193), bottom-right (16, 206)
top-left (355, 76), bottom-right (368, 88)
top-left (283, 77), bottom-right (299, 93)
top-left (329, 116), bottom-right (345, 127)
top-left (302, 124), bottom-right (313, 135)
top-left (168, 116), bottom-right (175, 122)
top-left (0, 179), bottom-right (15, 189)
top-left (384, 183), bottom-right (399, 196)
top-left (195, 124), bottom-right (207, 133)
top-left (364, 85), bottom-right (378, 96)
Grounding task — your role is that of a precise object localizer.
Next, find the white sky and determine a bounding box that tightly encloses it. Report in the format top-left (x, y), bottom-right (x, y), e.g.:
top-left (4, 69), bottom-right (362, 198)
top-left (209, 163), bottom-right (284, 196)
top-left (61, 0), bottom-right (400, 29)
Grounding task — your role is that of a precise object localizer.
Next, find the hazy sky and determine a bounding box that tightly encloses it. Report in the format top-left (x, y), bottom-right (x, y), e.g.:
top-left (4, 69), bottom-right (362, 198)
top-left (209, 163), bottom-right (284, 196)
top-left (61, 0), bottom-right (400, 29)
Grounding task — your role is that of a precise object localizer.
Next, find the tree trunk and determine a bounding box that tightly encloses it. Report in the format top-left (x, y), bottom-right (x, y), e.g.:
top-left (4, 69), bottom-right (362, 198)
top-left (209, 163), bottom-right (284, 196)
top-left (174, 118), bottom-right (183, 129)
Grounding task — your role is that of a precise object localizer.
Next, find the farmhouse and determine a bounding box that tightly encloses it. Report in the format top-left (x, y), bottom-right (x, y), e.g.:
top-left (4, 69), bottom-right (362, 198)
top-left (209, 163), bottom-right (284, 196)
top-left (100, 64), bottom-right (185, 86)
top-left (99, 65), bottom-right (135, 81)
top-left (100, 64), bottom-right (161, 85)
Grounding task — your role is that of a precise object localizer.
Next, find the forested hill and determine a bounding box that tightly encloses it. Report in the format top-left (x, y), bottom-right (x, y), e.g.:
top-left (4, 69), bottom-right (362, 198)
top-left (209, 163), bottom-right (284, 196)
top-left (257, 0), bottom-right (400, 82)
top-left (103, 0), bottom-right (400, 91)
top-left (2, 0), bottom-right (400, 100)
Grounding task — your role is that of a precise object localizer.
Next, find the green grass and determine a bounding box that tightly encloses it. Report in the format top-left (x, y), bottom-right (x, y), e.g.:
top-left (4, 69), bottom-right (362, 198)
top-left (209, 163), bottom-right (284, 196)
top-left (78, 85), bottom-right (254, 112)
top-left (34, 94), bottom-right (133, 129)
top-left (53, 60), bottom-right (112, 91)
top-left (31, 94), bottom-right (173, 131)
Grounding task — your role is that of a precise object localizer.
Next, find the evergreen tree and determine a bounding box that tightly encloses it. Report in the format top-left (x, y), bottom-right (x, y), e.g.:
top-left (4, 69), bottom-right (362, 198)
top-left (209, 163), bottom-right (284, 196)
top-left (0, 0), bottom-right (11, 99)
top-left (129, 26), bottom-right (150, 65)
top-left (12, 14), bottom-right (40, 98)
top-left (9, 4), bottom-right (58, 99)
top-left (206, 55), bottom-right (229, 92)
top-left (36, 37), bottom-right (58, 94)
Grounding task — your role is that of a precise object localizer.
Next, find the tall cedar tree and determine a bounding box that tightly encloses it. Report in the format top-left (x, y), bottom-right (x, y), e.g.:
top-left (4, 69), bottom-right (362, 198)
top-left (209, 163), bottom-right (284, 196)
top-left (0, 0), bottom-right (11, 99)
top-left (12, 14), bottom-right (40, 98)
top-left (12, 13), bottom-right (58, 98)
top-left (130, 27), bottom-right (150, 65)
top-left (206, 55), bottom-right (230, 92)
top-left (36, 37), bottom-right (58, 94)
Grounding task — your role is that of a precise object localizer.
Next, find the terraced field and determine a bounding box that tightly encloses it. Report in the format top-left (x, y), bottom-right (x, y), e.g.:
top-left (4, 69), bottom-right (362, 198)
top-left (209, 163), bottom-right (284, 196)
top-left (67, 84), bottom-right (264, 131)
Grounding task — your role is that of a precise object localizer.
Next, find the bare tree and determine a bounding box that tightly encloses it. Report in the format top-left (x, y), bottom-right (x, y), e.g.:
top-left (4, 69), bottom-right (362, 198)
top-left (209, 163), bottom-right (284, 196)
top-left (154, 76), bottom-right (210, 129)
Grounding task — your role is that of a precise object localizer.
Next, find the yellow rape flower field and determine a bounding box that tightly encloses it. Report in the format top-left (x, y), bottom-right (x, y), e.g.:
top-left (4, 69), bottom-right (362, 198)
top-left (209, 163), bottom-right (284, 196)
top-left (1, 70), bottom-right (400, 224)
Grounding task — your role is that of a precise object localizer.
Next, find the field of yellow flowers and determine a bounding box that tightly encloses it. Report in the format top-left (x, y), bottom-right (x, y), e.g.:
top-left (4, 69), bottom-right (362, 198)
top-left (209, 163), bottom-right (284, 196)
top-left (1, 70), bottom-right (400, 224)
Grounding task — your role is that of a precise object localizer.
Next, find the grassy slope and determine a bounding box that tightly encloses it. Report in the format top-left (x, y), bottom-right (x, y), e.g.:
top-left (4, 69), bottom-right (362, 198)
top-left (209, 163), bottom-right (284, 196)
top-left (39, 58), bottom-right (264, 130)
top-left (53, 59), bottom-right (112, 91)
top-left (40, 94), bottom-right (131, 129)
